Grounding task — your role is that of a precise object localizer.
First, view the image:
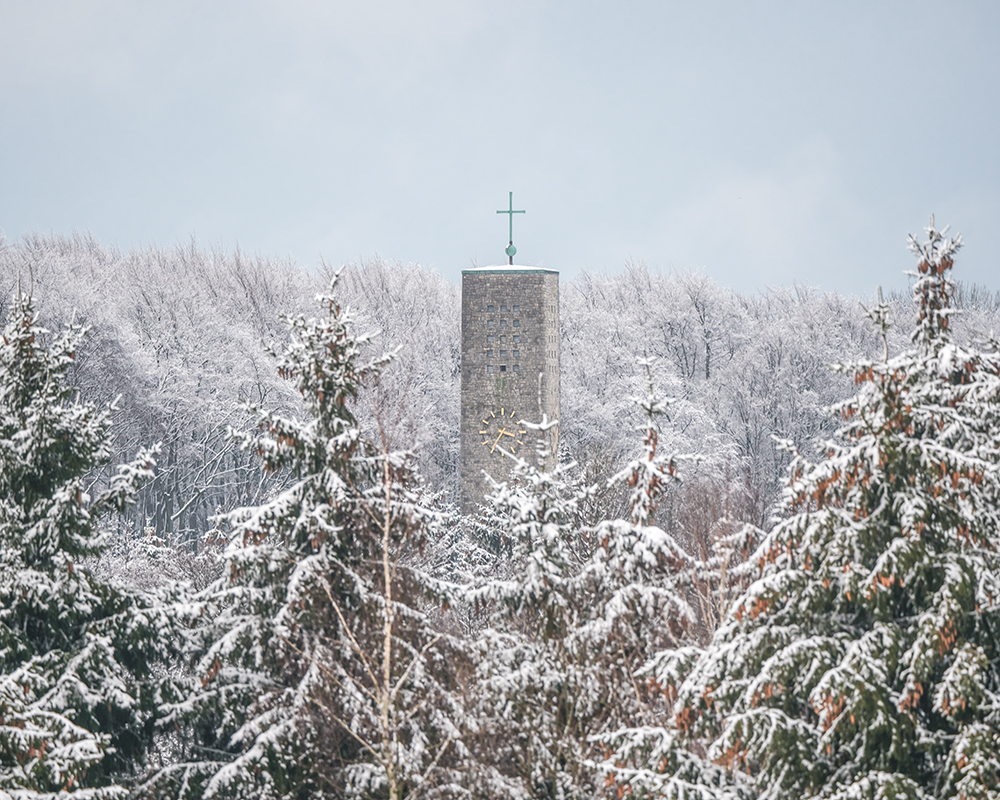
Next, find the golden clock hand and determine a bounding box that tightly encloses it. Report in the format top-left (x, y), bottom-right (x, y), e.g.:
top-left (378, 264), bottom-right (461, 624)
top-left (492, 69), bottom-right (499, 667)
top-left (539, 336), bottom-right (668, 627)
top-left (491, 428), bottom-right (506, 453)
top-left (501, 429), bottom-right (516, 437)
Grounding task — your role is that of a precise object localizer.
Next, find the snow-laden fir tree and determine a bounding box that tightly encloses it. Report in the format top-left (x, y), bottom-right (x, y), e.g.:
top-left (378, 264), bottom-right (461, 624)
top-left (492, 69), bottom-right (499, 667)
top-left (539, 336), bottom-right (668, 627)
top-left (150, 276), bottom-right (467, 800)
top-left (604, 220), bottom-right (1000, 800)
top-left (470, 370), bottom-right (695, 799)
top-left (0, 290), bottom-right (165, 799)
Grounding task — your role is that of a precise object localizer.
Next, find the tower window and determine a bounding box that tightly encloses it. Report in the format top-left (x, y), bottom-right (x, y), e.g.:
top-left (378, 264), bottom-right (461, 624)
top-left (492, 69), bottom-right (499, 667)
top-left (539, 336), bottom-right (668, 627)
top-left (500, 365), bottom-right (507, 373)
top-left (499, 335), bottom-right (506, 343)
top-left (500, 350), bottom-right (507, 357)
top-left (487, 349), bottom-right (493, 357)
top-left (487, 364), bottom-right (494, 373)
top-left (487, 320), bottom-right (494, 329)
top-left (513, 304), bottom-right (520, 312)
top-left (513, 335), bottom-right (520, 343)
top-left (513, 320), bottom-right (520, 328)
top-left (487, 305), bottom-right (494, 312)
top-left (513, 349), bottom-right (520, 357)
top-left (500, 304), bottom-right (508, 312)
top-left (513, 364), bottom-right (520, 372)
top-left (500, 319), bottom-right (507, 328)
top-left (487, 335), bottom-right (494, 343)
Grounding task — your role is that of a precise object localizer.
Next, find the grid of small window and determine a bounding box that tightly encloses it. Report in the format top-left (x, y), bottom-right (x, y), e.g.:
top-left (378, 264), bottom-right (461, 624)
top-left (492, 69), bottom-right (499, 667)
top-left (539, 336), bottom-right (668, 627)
top-left (484, 300), bottom-right (526, 374)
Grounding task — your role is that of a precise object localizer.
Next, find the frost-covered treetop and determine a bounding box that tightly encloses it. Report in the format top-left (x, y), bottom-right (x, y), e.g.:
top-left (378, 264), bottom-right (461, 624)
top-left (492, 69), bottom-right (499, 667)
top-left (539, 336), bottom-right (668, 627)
top-left (908, 215), bottom-right (963, 348)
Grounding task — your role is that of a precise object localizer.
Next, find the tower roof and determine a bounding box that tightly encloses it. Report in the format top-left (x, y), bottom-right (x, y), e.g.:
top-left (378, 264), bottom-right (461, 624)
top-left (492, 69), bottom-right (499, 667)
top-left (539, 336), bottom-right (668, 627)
top-left (462, 265), bottom-right (558, 275)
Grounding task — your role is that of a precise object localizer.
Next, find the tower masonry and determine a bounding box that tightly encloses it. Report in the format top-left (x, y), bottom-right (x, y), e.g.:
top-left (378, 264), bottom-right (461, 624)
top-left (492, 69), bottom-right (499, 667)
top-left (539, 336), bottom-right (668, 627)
top-left (460, 266), bottom-right (560, 515)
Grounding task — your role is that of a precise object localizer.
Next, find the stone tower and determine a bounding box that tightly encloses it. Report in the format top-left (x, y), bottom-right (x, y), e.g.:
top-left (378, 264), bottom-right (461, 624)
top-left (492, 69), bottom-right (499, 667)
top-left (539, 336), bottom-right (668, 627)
top-left (460, 266), bottom-right (560, 515)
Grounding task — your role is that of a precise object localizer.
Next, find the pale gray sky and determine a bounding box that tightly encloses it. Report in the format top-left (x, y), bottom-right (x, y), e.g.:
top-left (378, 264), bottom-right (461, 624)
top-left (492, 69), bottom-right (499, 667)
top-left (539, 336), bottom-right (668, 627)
top-left (1, 1), bottom-right (998, 295)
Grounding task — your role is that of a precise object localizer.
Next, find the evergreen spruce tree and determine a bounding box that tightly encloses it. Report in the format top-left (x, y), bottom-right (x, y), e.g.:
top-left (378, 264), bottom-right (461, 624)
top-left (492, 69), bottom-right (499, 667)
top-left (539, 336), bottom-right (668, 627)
top-left (472, 371), bottom-right (694, 799)
top-left (469, 427), bottom-right (588, 798)
top-left (606, 220), bottom-right (1000, 799)
top-left (152, 277), bottom-right (467, 800)
top-left (0, 291), bottom-right (164, 798)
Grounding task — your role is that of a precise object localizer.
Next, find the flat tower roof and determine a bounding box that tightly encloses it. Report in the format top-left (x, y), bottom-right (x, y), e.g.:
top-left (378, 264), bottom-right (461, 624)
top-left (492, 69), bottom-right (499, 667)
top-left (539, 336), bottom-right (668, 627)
top-left (462, 265), bottom-right (558, 275)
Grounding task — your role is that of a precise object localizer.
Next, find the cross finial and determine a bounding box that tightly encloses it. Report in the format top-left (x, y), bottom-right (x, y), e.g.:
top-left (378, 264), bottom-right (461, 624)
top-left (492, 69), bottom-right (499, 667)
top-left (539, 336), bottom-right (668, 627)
top-left (496, 191), bottom-right (525, 265)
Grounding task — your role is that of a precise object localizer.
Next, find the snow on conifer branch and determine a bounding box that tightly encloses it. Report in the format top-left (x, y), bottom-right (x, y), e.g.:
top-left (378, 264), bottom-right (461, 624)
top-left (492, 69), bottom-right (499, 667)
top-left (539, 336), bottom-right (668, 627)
top-left (908, 214), bottom-right (963, 346)
top-left (149, 274), bottom-right (468, 800)
top-left (1, 289), bottom-right (173, 798)
top-left (598, 221), bottom-right (1000, 800)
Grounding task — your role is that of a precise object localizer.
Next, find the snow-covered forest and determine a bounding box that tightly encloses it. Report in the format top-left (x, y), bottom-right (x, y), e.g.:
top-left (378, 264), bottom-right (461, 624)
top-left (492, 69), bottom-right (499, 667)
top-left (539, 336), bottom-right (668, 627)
top-left (2, 223), bottom-right (1000, 799)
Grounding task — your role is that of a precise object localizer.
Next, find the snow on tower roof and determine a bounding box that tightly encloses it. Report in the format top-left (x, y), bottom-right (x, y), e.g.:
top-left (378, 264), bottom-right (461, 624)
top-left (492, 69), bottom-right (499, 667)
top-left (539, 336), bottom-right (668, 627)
top-left (462, 265), bottom-right (558, 274)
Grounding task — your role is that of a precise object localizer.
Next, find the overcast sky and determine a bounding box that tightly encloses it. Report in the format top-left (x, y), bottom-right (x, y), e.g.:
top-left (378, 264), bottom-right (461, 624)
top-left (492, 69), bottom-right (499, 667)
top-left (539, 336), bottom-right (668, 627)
top-left (1, 1), bottom-right (998, 295)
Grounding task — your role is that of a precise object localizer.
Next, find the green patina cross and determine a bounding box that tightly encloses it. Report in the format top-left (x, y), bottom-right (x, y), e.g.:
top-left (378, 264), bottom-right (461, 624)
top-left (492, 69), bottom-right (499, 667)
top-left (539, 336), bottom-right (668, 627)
top-left (496, 191), bottom-right (525, 265)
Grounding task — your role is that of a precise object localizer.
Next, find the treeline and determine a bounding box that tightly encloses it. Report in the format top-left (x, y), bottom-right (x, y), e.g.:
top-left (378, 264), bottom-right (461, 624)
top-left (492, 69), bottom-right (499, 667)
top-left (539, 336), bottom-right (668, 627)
top-left (5, 232), bottom-right (1000, 547)
top-left (2, 226), bottom-right (1000, 798)
top-left (0, 233), bottom-right (314, 542)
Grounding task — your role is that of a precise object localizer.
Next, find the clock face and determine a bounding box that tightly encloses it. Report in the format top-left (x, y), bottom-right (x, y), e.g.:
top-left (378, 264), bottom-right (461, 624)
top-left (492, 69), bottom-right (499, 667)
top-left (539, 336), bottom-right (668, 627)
top-left (479, 406), bottom-right (526, 457)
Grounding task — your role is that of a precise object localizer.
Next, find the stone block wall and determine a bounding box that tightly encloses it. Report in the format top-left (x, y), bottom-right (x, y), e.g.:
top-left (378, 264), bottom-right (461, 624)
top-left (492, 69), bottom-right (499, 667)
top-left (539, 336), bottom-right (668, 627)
top-left (460, 266), bottom-right (560, 515)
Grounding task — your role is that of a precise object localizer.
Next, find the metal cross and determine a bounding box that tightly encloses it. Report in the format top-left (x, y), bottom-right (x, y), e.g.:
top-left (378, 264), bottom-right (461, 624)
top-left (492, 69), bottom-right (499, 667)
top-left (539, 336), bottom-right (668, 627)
top-left (496, 191), bottom-right (525, 265)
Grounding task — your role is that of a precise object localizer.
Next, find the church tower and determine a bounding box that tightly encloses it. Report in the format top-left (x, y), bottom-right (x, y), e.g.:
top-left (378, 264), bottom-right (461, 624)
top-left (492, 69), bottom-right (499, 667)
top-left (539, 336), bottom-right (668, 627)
top-left (460, 194), bottom-right (560, 515)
